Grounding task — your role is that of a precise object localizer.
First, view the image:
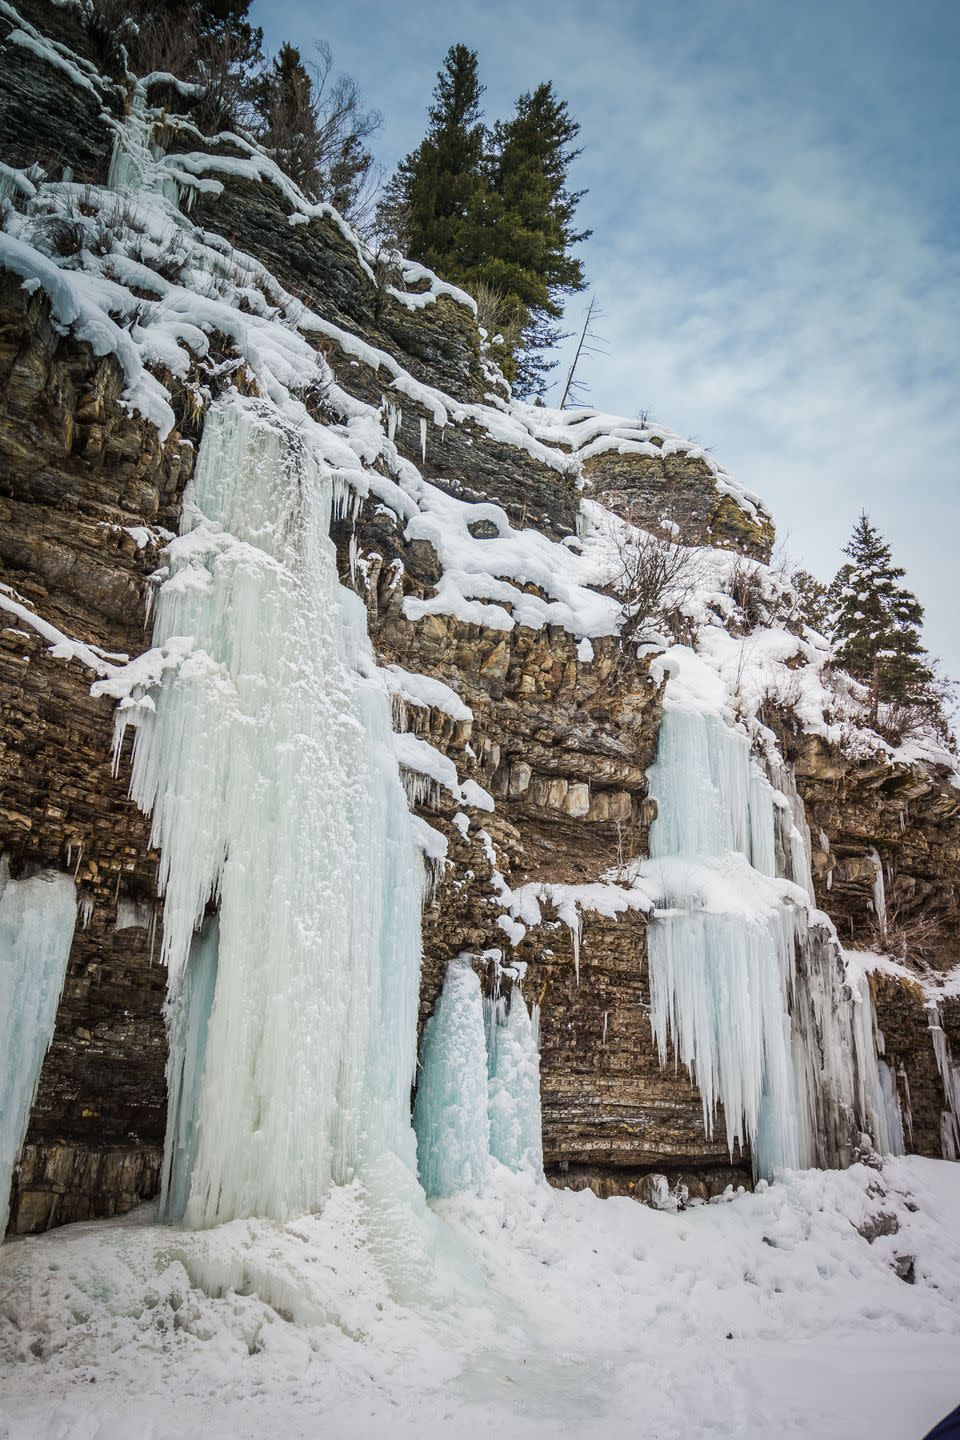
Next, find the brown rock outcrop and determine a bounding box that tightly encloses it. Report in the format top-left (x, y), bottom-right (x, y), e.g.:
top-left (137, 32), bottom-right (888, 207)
top-left (792, 733), bottom-right (960, 1155)
top-left (584, 446), bottom-right (775, 561)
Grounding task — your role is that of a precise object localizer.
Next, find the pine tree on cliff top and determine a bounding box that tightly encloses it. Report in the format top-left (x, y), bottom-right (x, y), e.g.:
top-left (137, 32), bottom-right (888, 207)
top-left (377, 51), bottom-right (588, 396)
top-left (829, 513), bottom-right (933, 724)
top-left (482, 82), bottom-right (589, 394)
top-left (250, 42), bottom-right (380, 225)
top-left (253, 44), bottom-right (316, 186)
top-left (376, 45), bottom-right (487, 279)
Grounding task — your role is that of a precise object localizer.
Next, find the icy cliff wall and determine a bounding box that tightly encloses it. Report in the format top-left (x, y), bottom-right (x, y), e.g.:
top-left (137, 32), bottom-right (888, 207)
top-left (1, 0), bottom-right (958, 1232)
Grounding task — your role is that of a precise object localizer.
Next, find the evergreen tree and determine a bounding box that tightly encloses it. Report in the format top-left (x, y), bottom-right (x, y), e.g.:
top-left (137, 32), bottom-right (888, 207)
top-left (789, 567), bottom-right (831, 636)
top-left (250, 42), bottom-right (380, 225)
top-left (481, 83), bottom-right (589, 394)
top-left (829, 513), bottom-right (933, 723)
top-left (167, 0), bottom-right (258, 45)
top-left (377, 52), bottom-right (588, 395)
top-left (376, 45), bottom-right (487, 276)
top-left (253, 44), bottom-right (317, 185)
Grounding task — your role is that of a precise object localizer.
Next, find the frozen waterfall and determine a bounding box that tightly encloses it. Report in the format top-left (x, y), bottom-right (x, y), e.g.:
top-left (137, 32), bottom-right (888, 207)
top-left (487, 988), bottom-right (544, 1177)
top-left (414, 958), bottom-right (490, 1197)
top-left (0, 859), bottom-right (77, 1236)
top-left (643, 708), bottom-right (903, 1177)
top-left (414, 959), bottom-right (544, 1195)
top-left (120, 395), bottom-right (424, 1227)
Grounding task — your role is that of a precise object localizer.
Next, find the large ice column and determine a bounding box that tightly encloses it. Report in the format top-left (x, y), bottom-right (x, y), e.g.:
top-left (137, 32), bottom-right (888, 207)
top-left (646, 708), bottom-right (753, 861)
top-left (487, 988), bottom-right (544, 1177)
top-left (414, 958), bottom-right (490, 1197)
top-left (122, 395), bottom-right (424, 1227)
top-left (648, 902), bottom-right (803, 1172)
top-left (0, 860), bottom-right (77, 1236)
top-left (869, 847), bottom-right (888, 940)
top-left (767, 756), bottom-right (816, 900)
top-left (106, 89), bottom-right (184, 206)
top-left (847, 961), bottom-right (905, 1158)
top-left (645, 707), bottom-right (905, 1177)
top-left (645, 709), bottom-right (807, 1174)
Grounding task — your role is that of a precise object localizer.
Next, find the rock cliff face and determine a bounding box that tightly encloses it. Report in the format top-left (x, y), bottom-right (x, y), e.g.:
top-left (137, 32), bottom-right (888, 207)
top-left (0, 273), bottom-right (193, 1229)
top-left (791, 733), bottom-right (960, 1157)
top-left (1, 0), bottom-right (956, 1232)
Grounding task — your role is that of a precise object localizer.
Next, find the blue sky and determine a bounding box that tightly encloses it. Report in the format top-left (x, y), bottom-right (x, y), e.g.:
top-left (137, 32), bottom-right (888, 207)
top-left (251, 0), bottom-right (959, 680)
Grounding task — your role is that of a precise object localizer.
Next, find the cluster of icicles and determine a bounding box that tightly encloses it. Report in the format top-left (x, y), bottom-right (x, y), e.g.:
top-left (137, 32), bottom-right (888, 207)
top-left (643, 707), bottom-right (906, 1177)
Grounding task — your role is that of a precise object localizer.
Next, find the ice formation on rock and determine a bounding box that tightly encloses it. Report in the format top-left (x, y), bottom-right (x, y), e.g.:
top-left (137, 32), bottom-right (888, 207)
top-left (643, 708), bottom-right (904, 1177)
top-left (120, 395), bottom-right (424, 1226)
top-left (0, 859), bottom-right (77, 1236)
top-left (487, 988), bottom-right (544, 1177)
top-left (414, 958), bottom-right (545, 1195)
top-left (162, 915), bottom-right (218, 1222)
top-left (928, 999), bottom-right (960, 1161)
top-left (414, 958), bottom-right (491, 1197)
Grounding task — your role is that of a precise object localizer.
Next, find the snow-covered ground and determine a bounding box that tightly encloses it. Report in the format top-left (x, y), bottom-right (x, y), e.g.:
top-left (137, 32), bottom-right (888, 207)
top-left (2, 1156), bottom-right (958, 1440)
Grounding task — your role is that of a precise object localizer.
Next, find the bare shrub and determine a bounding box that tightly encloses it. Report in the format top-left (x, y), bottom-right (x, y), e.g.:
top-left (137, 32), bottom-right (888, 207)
top-left (615, 527), bottom-right (701, 648)
top-left (253, 41), bottom-right (382, 226)
top-left (469, 278), bottom-right (524, 356)
top-left (866, 896), bottom-right (942, 962)
top-left (366, 243), bottom-right (405, 322)
top-left (90, 0), bottom-right (262, 134)
top-left (873, 687), bottom-right (958, 752)
top-left (727, 558), bottom-right (768, 630)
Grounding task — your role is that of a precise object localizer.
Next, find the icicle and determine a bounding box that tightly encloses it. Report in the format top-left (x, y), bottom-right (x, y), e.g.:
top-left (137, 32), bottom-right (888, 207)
top-left (878, 1061), bottom-right (906, 1156)
top-left (898, 1062), bottom-right (914, 1147)
top-left (647, 904), bottom-right (802, 1169)
top-left (161, 915), bottom-right (219, 1221)
top-left (401, 770), bottom-right (443, 810)
top-left (414, 958), bottom-right (490, 1197)
top-left (486, 988), bottom-right (544, 1177)
top-left (419, 416), bottom-right (427, 463)
top-left (107, 92), bottom-right (183, 206)
top-left (766, 754), bottom-right (816, 899)
top-left (847, 962), bottom-right (904, 1156)
top-left (115, 896), bottom-right (153, 931)
top-left (927, 1000), bottom-right (960, 1160)
top-left (119, 395), bottom-right (424, 1227)
top-left (868, 847), bottom-right (887, 939)
top-left (748, 766), bottom-right (777, 878)
top-left (0, 858), bottom-right (77, 1237)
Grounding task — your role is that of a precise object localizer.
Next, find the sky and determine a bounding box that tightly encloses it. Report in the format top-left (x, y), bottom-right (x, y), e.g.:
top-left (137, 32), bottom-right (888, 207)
top-left (251, 0), bottom-right (959, 680)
